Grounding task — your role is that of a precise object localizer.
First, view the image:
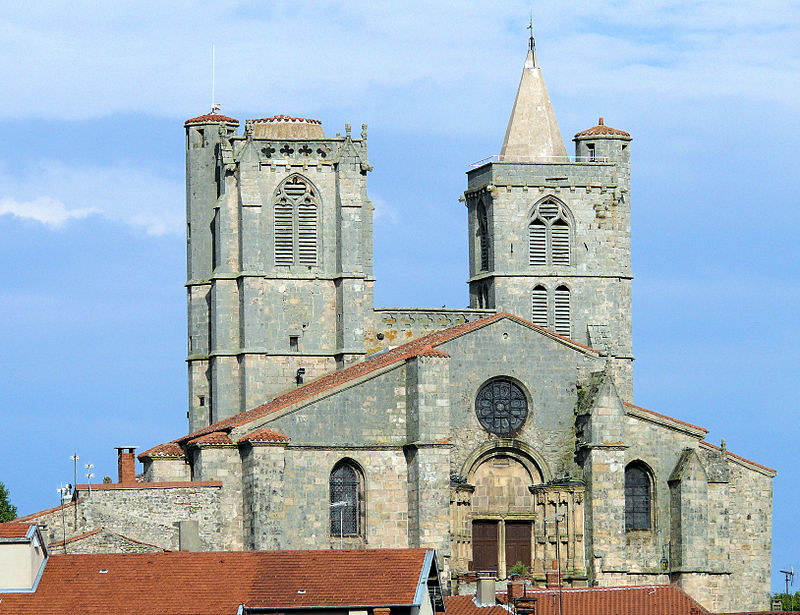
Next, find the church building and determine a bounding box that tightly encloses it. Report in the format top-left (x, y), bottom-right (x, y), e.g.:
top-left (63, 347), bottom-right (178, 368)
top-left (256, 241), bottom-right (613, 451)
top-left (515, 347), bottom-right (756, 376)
top-left (19, 43), bottom-right (774, 613)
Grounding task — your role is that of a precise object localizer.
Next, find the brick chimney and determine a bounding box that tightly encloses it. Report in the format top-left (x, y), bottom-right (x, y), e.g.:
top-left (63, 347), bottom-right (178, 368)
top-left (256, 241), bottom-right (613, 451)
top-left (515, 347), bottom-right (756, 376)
top-left (545, 559), bottom-right (562, 589)
top-left (115, 446), bottom-right (138, 484)
top-left (507, 578), bottom-right (525, 601)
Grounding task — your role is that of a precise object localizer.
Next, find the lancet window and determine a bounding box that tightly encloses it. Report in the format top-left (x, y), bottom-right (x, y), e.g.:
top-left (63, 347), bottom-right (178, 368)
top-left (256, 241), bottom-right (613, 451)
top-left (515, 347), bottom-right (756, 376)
top-left (477, 200), bottom-right (490, 271)
top-left (274, 175), bottom-right (319, 266)
top-left (528, 199), bottom-right (572, 266)
top-left (330, 460), bottom-right (363, 537)
top-left (530, 284), bottom-right (571, 337)
top-left (625, 462), bottom-right (653, 531)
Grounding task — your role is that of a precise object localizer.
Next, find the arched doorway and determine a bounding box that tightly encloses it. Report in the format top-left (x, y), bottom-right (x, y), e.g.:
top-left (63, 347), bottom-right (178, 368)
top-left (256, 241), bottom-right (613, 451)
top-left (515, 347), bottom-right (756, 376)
top-left (471, 453), bottom-right (540, 574)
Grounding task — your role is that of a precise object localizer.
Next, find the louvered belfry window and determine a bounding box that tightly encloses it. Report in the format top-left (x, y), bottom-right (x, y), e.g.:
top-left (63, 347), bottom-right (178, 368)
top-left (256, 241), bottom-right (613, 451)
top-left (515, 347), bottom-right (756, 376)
top-left (625, 463), bottom-right (652, 531)
top-left (528, 199), bottom-right (571, 266)
top-left (330, 462), bottom-right (361, 536)
top-left (554, 286), bottom-right (571, 337)
top-left (531, 285), bottom-right (548, 327)
top-left (274, 175), bottom-right (318, 266)
top-left (477, 200), bottom-right (490, 271)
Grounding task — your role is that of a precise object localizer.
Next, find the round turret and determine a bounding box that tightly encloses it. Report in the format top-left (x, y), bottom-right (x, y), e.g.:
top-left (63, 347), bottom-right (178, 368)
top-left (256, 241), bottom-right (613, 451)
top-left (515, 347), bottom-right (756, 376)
top-left (573, 117), bottom-right (631, 163)
top-left (250, 115), bottom-right (325, 139)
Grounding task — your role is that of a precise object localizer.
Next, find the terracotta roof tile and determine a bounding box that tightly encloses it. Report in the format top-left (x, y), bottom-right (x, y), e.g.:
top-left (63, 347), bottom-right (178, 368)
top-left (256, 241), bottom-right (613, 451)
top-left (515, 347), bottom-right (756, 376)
top-left (251, 114), bottom-right (322, 124)
top-left (138, 441), bottom-right (184, 460)
top-left (238, 427), bottom-right (292, 444)
top-left (450, 585), bottom-right (709, 615)
top-left (187, 431), bottom-right (233, 446)
top-left (0, 548), bottom-right (431, 614)
top-left (176, 312), bottom-right (600, 444)
top-left (14, 499), bottom-right (85, 522)
top-left (51, 528), bottom-right (169, 551)
top-left (623, 401), bottom-right (708, 434)
top-left (700, 441), bottom-right (777, 474)
top-left (444, 594), bottom-right (509, 615)
top-left (72, 481), bottom-right (221, 491)
top-left (0, 522), bottom-right (33, 538)
top-left (574, 117), bottom-right (631, 139)
top-left (184, 113), bottom-right (239, 126)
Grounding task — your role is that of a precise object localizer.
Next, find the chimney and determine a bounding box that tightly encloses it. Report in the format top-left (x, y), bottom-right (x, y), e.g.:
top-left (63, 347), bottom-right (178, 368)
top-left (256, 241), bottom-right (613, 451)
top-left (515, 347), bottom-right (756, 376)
top-left (507, 579), bottom-right (525, 602)
top-left (115, 446), bottom-right (138, 484)
top-left (476, 571), bottom-right (496, 606)
top-left (545, 560), bottom-right (562, 589)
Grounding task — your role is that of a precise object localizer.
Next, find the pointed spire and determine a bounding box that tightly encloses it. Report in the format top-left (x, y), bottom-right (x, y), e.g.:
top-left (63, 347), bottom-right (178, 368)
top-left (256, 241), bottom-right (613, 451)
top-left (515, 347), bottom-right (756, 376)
top-left (500, 38), bottom-right (567, 161)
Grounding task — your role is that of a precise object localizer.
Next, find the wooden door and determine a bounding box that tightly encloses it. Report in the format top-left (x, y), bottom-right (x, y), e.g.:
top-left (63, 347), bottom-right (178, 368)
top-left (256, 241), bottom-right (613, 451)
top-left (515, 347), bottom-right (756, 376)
top-left (472, 520), bottom-right (499, 572)
top-left (505, 521), bottom-right (532, 569)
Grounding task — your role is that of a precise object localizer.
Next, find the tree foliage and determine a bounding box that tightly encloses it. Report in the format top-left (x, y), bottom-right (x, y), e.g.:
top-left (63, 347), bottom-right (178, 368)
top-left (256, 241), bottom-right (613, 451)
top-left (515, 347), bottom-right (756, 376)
top-left (772, 592), bottom-right (800, 611)
top-left (0, 482), bottom-right (17, 522)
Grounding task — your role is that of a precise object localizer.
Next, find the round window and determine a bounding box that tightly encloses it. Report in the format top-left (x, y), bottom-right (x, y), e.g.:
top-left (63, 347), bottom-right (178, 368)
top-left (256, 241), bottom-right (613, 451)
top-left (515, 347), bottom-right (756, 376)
top-left (475, 379), bottom-right (528, 436)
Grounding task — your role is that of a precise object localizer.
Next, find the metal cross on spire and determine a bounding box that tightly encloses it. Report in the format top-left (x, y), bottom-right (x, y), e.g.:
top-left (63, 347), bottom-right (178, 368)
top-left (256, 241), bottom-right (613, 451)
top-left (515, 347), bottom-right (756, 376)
top-left (527, 13), bottom-right (535, 52)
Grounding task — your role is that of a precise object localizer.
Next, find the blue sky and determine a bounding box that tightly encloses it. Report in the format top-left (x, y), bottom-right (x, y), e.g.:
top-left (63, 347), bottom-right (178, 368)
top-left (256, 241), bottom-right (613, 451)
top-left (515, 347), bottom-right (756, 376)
top-left (1, 1), bottom-right (798, 592)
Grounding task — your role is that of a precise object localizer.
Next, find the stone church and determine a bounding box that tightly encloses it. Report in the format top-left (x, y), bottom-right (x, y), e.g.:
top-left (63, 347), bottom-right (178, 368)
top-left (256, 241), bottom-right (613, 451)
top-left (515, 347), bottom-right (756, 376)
top-left (18, 44), bottom-right (774, 613)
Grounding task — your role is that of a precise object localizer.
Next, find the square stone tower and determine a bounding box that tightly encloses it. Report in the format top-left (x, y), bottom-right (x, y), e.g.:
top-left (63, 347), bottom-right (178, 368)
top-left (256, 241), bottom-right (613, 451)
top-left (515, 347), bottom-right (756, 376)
top-left (185, 114), bottom-right (374, 430)
top-left (464, 47), bottom-right (634, 399)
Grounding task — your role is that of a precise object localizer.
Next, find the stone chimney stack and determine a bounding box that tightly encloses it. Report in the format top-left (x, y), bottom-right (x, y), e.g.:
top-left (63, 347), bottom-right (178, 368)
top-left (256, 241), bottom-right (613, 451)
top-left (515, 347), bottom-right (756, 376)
top-left (115, 446), bottom-right (138, 484)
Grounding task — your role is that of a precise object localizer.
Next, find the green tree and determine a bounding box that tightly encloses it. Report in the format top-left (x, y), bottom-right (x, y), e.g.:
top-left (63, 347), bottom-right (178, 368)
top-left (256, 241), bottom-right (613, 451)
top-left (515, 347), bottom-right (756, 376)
top-left (0, 482), bottom-right (17, 522)
top-left (772, 591), bottom-right (800, 611)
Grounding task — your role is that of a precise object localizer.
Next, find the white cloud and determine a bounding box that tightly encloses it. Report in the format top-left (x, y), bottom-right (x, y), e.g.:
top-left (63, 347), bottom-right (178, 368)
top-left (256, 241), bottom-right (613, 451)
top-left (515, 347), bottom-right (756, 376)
top-left (0, 162), bottom-right (183, 235)
top-left (0, 196), bottom-right (98, 227)
top-left (0, 1), bottom-right (797, 133)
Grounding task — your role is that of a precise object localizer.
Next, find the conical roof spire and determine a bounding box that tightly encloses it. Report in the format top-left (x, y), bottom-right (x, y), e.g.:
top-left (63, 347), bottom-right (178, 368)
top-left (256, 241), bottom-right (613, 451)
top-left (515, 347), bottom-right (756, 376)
top-left (500, 44), bottom-right (567, 161)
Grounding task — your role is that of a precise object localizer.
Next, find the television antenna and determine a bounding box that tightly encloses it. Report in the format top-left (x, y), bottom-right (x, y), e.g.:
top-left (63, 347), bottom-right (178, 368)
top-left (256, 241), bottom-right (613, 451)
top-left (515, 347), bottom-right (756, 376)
top-left (85, 463), bottom-right (95, 497)
top-left (780, 568), bottom-right (794, 609)
top-left (211, 44), bottom-right (221, 114)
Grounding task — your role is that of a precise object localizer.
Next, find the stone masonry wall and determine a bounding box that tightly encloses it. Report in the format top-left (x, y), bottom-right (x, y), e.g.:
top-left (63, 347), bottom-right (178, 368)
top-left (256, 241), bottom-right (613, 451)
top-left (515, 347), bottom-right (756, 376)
top-left (367, 309), bottom-right (494, 354)
top-left (60, 484), bottom-right (224, 552)
top-left (190, 445), bottom-right (244, 550)
top-left (439, 319), bottom-right (603, 479)
top-left (279, 447), bottom-right (410, 549)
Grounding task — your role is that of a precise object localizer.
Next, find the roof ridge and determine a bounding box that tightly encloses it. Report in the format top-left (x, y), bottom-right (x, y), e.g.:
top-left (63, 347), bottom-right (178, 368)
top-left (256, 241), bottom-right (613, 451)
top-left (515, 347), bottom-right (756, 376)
top-left (623, 401), bottom-right (708, 433)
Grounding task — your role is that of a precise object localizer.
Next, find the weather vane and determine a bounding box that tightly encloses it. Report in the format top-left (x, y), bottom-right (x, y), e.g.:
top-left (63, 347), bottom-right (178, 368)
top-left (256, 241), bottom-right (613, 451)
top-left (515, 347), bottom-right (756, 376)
top-left (527, 12), bottom-right (535, 52)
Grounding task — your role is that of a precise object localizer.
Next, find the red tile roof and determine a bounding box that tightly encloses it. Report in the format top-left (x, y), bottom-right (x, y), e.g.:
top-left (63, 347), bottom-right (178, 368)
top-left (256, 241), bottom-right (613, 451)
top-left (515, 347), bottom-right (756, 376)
top-left (574, 117), bottom-right (631, 139)
top-left (0, 522), bottom-right (33, 538)
top-left (184, 113), bottom-right (239, 126)
top-left (172, 312), bottom-right (599, 445)
top-left (252, 114), bottom-right (322, 124)
top-left (238, 427), bottom-right (292, 444)
top-left (138, 441), bottom-right (185, 460)
top-left (187, 431), bottom-right (233, 446)
top-left (623, 401), bottom-right (708, 434)
top-left (700, 441), bottom-right (777, 475)
top-left (444, 594), bottom-right (509, 615)
top-left (50, 528), bottom-right (169, 551)
top-left (0, 548), bottom-right (432, 614)
top-left (72, 481), bottom-right (221, 491)
top-left (451, 585), bottom-right (709, 615)
top-left (14, 498), bottom-right (85, 522)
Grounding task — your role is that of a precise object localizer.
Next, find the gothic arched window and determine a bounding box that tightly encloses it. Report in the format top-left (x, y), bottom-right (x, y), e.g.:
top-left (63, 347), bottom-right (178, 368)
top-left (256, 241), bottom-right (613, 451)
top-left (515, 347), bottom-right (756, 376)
top-left (554, 285), bottom-right (571, 337)
top-left (528, 199), bottom-right (572, 266)
top-left (530, 284), bottom-right (571, 336)
top-left (531, 285), bottom-right (548, 327)
top-left (477, 200), bottom-right (490, 271)
top-left (274, 175), bottom-right (319, 266)
top-left (625, 462), bottom-right (653, 531)
top-left (330, 461), bottom-right (362, 537)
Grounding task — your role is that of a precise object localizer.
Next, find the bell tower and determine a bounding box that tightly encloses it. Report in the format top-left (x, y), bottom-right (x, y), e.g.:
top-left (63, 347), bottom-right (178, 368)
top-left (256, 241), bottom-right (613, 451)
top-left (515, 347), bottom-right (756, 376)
top-left (464, 46), bottom-right (634, 399)
top-left (185, 113), bottom-right (374, 431)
